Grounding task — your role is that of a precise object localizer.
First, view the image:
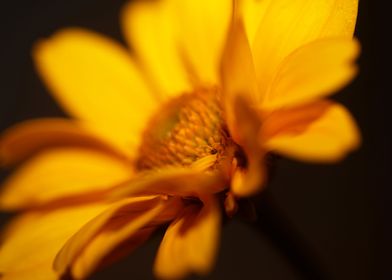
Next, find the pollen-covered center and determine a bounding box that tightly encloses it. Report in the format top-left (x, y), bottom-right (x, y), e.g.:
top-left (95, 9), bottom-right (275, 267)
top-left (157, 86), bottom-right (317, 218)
top-left (136, 88), bottom-right (231, 170)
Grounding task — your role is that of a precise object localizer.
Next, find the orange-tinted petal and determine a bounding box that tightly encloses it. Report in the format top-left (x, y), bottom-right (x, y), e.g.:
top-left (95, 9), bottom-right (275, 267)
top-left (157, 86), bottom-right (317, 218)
top-left (0, 147), bottom-right (133, 210)
top-left (0, 118), bottom-right (126, 166)
top-left (33, 28), bottom-right (158, 155)
top-left (111, 166), bottom-right (226, 199)
top-left (221, 10), bottom-right (258, 134)
top-left (262, 38), bottom-right (360, 109)
top-left (252, 0), bottom-right (359, 97)
top-left (58, 196), bottom-right (182, 279)
top-left (154, 196), bottom-right (220, 279)
top-left (263, 101), bottom-right (361, 162)
top-left (0, 203), bottom-right (108, 280)
top-left (121, 0), bottom-right (191, 98)
top-left (230, 97), bottom-right (266, 197)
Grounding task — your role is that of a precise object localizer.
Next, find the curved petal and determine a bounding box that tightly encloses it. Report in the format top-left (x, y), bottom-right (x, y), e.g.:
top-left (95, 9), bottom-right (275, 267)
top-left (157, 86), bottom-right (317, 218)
top-left (252, 0), bottom-right (359, 97)
top-left (230, 97), bottom-right (266, 197)
top-left (33, 28), bottom-right (158, 154)
top-left (0, 147), bottom-right (133, 210)
top-left (121, 0), bottom-right (192, 98)
top-left (111, 165), bottom-right (227, 200)
top-left (0, 118), bottom-right (128, 166)
top-left (0, 203), bottom-right (108, 280)
top-left (54, 196), bottom-right (182, 279)
top-left (263, 101), bottom-right (361, 162)
top-left (154, 196), bottom-right (220, 279)
top-left (262, 38), bottom-right (360, 109)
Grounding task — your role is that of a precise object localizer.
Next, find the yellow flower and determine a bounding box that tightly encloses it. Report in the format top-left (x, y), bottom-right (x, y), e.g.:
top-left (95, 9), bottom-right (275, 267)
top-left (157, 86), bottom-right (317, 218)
top-left (0, 0), bottom-right (360, 279)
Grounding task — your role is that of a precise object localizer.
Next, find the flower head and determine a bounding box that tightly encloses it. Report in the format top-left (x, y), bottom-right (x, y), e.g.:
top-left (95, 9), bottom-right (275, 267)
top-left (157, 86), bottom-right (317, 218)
top-left (0, 0), bottom-right (360, 279)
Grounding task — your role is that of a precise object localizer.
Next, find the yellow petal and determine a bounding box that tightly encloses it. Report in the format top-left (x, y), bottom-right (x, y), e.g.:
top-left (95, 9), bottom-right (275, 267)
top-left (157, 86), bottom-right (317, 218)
top-left (171, 0), bottom-right (232, 85)
top-left (33, 28), bottom-right (158, 155)
top-left (121, 0), bottom-right (191, 98)
top-left (154, 196), bottom-right (220, 279)
top-left (263, 38), bottom-right (360, 109)
top-left (230, 97), bottom-right (266, 197)
top-left (0, 147), bottom-right (133, 210)
top-left (0, 118), bottom-right (127, 166)
top-left (111, 166), bottom-right (226, 200)
top-left (320, 0), bottom-right (359, 38)
top-left (221, 10), bottom-right (258, 134)
top-left (263, 101), bottom-right (361, 162)
top-left (54, 196), bottom-right (182, 279)
top-left (242, 0), bottom-right (272, 44)
top-left (252, 0), bottom-right (359, 97)
top-left (0, 203), bottom-right (108, 280)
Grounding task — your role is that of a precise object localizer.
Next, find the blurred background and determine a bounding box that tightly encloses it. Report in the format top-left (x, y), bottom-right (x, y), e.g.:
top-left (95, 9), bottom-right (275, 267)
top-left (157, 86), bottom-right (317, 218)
top-left (0, 0), bottom-right (388, 279)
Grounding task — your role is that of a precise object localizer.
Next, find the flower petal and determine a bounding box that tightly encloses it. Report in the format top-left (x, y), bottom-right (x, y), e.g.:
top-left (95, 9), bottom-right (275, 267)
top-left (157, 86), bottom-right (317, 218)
top-left (0, 203), bottom-right (108, 280)
top-left (221, 10), bottom-right (258, 134)
top-left (262, 38), bottom-right (360, 109)
top-left (111, 166), bottom-right (227, 200)
top-left (242, 0), bottom-right (272, 44)
top-left (0, 118), bottom-right (127, 166)
top-left (33, 28), bottom-right (158, 154)
top-left (252, 0), bottom-right (359, 96)
top-left (171, 0), bottom-right (232, 85)
top-left (154, 196), bottom-right (220, 279)
top-left (263, 101), bottom-right (361, 162)
top-left (54, 196), bottom-right (182, 279)
top-left (230, 97), bottom-right (266, 197)
top-left (0, 147), bottom-right (133, 210)
top-left (121, 0), bottom-right (191, 98)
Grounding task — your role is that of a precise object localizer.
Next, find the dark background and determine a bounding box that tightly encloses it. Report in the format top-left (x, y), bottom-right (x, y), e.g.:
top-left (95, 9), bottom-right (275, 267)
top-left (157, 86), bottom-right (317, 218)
top-left (0, 1), bottom-right (389, 279)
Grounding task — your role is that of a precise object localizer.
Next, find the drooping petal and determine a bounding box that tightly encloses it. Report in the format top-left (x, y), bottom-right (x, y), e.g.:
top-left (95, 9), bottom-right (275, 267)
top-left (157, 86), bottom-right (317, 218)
top-left (230, 97), bottom-right (266, 197)
top-left (252, 0), bottom-right (359, 97)
top-left (0, 118), bottom-right (128, 166)
top-left (0, 147), bottom-right (133, 210)
top-left (154, 196), bottom-right (220, 279)
top-left (121, 0), bottom-right (192, 98)
top-left (171, 0), bottom-right (232, 85)
top-left (54, 196), bottom-right (182, 279)
top-left (111, 166), bottom-right (227, 199)
top-left (0, 203), bottom-right (108, 280)
top-left (33, 28), bottom-right (158, 155)
top-left (263, 101), bottom-right (361, 162)
top-left (262, 38), bottom-right (360, 109)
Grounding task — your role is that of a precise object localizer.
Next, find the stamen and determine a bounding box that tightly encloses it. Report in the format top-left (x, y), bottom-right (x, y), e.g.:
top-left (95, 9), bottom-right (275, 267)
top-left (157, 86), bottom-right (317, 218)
top-left (136, 88), bottom-right (232, 170)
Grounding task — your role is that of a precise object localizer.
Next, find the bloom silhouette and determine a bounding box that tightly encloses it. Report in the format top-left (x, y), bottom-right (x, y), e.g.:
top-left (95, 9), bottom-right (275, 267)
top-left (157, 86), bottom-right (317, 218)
top-left (0, 0), bottom-right (360, 279)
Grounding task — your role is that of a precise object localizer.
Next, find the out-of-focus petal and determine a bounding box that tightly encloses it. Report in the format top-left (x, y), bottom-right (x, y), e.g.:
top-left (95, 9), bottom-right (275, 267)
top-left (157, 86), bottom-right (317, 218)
top-left (0, 203), bottom-right (108, 280)
top-left (154, 196), bottom-right (220, 279)
top-left (171, 0), bottom-right (232, 85)
top-left (0, 148), bottom-right (133, 210)
top-left (111, 166), bottom-right (227, 199)
top-left (263, 101), bottom-right (361, 162)
top-left (54, 196), bottom-right (182, 279)
top-left (33, 28), bottom-right (158, 155)
top-left (121, 0), bottom-right (192, 98)
top-left (252, 0), bottom-right (359, 97)
top-left (0, 118), bottom-right (128, 166)
top-left (320, 0), bottom-right (359, 38)
top-left (221, 10), bottom-right (258, 134)
top-left (262, 38), bottom-right (360, 109)
top-left (230, 97), bottom-right (266, 197)
top-left (242, 0), bottom-right (272, 44)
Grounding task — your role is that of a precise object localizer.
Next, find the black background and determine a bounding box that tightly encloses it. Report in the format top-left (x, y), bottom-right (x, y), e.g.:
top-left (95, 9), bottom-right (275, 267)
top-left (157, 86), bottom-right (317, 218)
top-left (0, 1), bottom-right (389, 279)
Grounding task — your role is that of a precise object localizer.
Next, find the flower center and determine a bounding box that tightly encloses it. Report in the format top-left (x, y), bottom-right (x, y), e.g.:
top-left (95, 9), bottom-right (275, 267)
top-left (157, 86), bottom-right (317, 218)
top-left (136, 87), bottom-right (231, 170)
